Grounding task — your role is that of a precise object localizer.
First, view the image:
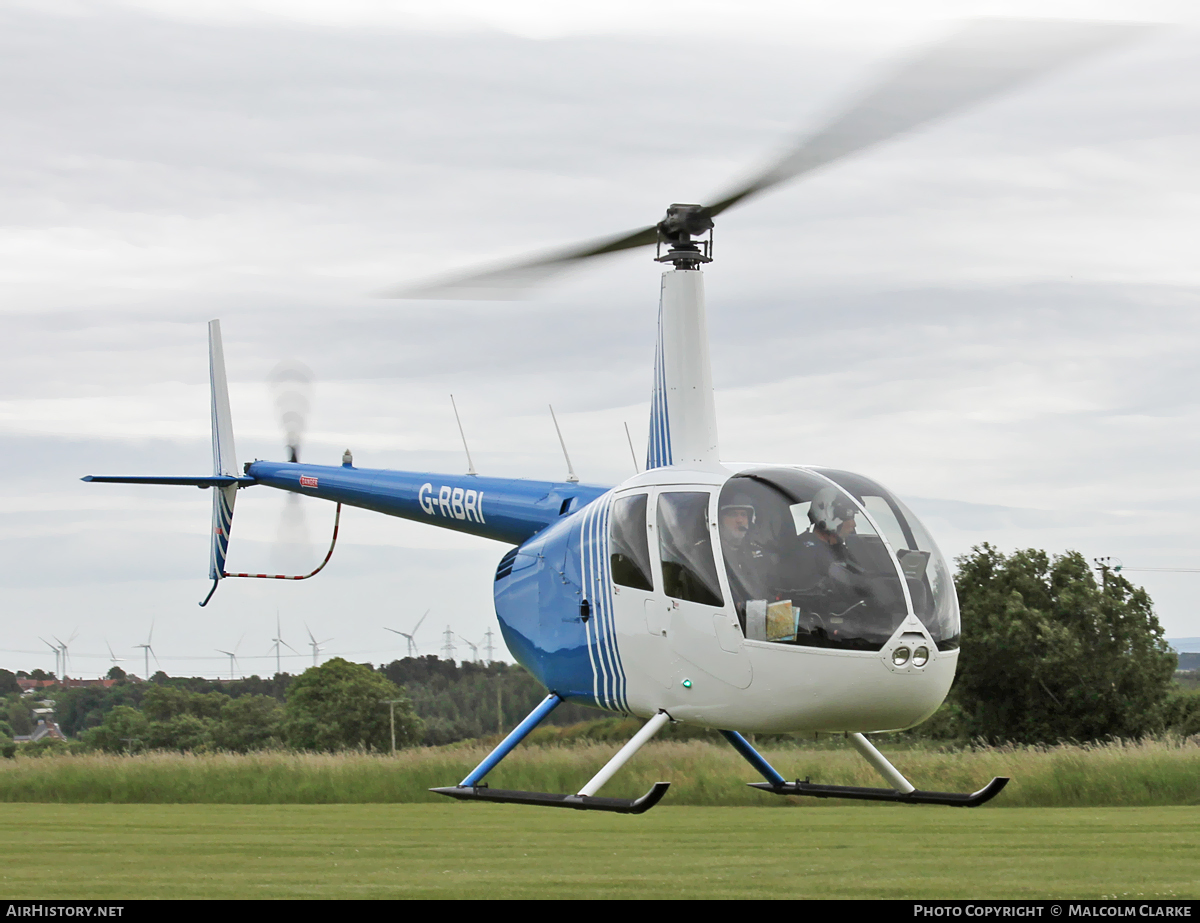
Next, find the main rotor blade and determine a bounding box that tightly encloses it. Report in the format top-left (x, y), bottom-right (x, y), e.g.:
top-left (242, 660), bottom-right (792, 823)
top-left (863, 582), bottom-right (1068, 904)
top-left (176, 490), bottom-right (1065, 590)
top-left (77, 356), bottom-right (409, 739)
top-left (385, 18), bottom-right (1148, 301)
top-left (702, 19), bottom-right (1152, 219)
top-left (382, 225), bottom-right (658, 300)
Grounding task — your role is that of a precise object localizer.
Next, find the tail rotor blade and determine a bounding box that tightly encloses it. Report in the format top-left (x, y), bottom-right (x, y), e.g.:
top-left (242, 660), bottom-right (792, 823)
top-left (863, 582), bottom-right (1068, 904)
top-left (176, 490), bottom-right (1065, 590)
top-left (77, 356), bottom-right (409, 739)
top-left (267, 360), bottom-right (313, 464)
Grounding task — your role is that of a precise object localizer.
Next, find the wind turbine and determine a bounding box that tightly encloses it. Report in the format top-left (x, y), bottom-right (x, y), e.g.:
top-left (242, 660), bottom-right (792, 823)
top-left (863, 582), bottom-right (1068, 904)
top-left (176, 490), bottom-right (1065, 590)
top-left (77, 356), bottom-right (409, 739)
top-left (216, 635), bottom-right (244, 681)
top-left (456, 634), bottom-right (479, 664)
top-left (105, 640), bottom-right (126, 675)
top-left (133, 623), bottom-right (158, 680)
top-left (384, 610), bottom-right (429, 657)
top-left (52, 630), bottom-right (78, 680)
top-left (270, 613), bottom-right (298, 675)
top-left (38, 637), bottom-right (60, 679)
top-left (305, 624), bottom-right (332, 667)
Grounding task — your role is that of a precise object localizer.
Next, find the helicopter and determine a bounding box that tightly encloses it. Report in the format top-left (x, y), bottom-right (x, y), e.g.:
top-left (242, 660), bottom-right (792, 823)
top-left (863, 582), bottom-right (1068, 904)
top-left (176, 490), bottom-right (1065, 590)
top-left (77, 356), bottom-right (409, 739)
top-left (84, 19), bottom-right (1146, 813)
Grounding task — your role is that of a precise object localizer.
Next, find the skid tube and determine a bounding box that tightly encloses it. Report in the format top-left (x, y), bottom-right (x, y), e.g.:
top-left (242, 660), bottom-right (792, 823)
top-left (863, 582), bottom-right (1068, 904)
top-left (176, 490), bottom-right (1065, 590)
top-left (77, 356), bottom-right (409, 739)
top-left (430, 695), bottom-right (672, 814)
top-left (721, 730), bottom-right (1009, 808)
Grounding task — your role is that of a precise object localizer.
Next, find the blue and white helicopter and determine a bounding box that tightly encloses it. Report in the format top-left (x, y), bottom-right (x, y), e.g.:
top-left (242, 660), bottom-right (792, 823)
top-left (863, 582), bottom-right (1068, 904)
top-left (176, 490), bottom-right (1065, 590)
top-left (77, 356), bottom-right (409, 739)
top-left (85, 21), bottom-right (1141, 813)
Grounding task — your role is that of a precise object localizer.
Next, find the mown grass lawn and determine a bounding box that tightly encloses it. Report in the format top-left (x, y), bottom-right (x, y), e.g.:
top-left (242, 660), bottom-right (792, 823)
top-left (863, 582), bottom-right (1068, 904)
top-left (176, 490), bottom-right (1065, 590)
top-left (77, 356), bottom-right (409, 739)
top-left (1, 803), bottom-right (1196, 900)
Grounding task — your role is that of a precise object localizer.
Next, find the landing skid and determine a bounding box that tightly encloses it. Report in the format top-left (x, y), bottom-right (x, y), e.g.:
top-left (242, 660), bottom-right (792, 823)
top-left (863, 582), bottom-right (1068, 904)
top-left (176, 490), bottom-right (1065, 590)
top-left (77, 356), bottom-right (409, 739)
top-left (721, 729), bottom-right (1010, 808)
top-left (748, 776), bottom-right (1008, 807)
top-left (431, 782), bottom-right (671, 814)
top-left (431, 694), bottom-right (672, 814)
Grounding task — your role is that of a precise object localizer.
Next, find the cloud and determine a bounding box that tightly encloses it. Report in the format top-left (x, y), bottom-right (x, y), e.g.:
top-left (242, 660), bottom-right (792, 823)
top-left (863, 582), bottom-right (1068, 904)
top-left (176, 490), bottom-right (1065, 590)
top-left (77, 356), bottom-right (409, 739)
top-left (3, 5), bottom-right (1199, 676)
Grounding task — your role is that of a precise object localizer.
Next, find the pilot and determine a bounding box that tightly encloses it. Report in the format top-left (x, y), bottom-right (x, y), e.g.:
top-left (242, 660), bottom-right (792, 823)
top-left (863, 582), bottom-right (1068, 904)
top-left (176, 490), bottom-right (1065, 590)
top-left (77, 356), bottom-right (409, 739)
top-left (808, 487), bottom-right (858, 548)
top-left (795, 487), bottom-right (862, 605)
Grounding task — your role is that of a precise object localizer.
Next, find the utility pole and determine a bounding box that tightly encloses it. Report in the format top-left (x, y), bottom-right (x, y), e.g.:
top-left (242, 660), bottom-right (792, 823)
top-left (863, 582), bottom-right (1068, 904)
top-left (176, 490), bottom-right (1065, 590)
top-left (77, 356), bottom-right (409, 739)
top-left (1094, 556), bottom-right (1115, 594)
top-left (442, 626), bottom-right (456, 663)
top-left (483, 627), bottom-right (495, 665)
top-left (382, 699), bottom-right (406, 756)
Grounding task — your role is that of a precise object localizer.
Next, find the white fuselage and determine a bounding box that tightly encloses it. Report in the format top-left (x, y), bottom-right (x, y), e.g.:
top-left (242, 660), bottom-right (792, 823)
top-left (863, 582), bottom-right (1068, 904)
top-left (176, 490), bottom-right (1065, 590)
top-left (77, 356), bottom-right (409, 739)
top-left (599, 466), bottom-right (956, 734)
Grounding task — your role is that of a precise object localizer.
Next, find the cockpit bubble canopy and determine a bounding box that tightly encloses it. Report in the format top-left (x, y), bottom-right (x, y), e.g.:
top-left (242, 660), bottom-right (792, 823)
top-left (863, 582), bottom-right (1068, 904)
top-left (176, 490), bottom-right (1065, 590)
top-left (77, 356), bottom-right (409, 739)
top-left (717, 467), bottom-right (960, 652)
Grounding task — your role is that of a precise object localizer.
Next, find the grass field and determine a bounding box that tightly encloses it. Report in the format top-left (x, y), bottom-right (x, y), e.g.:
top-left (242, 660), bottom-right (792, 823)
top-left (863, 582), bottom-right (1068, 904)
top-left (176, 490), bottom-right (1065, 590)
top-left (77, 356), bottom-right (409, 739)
top-left (3, 737), bottom-right (1199, 807)
top-left (1, 803), bottom-right (1196, 900)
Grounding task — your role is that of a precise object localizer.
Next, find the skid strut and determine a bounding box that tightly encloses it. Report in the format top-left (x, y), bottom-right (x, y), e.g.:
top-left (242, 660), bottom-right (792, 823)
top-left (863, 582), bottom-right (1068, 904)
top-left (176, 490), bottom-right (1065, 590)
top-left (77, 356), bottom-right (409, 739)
top-left (432, 700), bottom-right (671, 814)
top-left (722, 730), bottom-right (1009, 808)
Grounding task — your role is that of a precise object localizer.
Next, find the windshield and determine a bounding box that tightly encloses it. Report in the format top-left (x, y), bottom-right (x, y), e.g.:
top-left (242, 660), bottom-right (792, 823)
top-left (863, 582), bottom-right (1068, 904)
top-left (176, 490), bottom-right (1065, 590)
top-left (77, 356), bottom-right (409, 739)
top-left (717, 467), bottom-right (908, 652)
top-left (813, 468), bottom-right (960, 650)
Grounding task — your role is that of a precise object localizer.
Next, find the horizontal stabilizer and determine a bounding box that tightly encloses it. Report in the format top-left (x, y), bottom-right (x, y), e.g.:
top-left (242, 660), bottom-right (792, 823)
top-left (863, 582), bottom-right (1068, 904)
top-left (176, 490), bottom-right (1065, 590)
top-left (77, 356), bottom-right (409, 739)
top-left (81, 475), bottom-right (255, 487)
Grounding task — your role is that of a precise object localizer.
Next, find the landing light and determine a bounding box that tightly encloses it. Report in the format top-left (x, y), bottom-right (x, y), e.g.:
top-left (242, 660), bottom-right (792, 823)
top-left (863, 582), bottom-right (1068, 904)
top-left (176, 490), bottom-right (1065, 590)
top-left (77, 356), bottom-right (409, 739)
top-left (912, 646), bottom-right (930, 668)
top-left (891, 647), bottom-right (910, 667)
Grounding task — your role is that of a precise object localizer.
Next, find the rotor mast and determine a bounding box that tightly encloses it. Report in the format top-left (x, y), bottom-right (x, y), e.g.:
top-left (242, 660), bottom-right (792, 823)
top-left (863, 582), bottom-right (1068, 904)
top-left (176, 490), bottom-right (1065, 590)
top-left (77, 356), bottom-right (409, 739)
top-left (646, 207), bottom-right (720, 471)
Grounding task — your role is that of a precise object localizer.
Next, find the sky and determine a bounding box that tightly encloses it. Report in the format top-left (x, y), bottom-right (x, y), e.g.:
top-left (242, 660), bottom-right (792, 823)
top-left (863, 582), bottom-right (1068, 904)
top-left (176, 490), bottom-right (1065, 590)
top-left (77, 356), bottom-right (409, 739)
top-left (3, 0), bottom-right (1200, 679)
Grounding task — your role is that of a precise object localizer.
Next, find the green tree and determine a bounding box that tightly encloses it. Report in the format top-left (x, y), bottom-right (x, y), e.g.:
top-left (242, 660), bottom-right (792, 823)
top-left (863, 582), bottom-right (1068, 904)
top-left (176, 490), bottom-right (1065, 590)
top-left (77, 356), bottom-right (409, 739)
top-left (953, 545), bottom-right (1177, 744)
top-left (4, 697), bottom-right (32, 737)
top-left (213, 695), bottom-right (285, 752)
top-left (142, 685), bottom-right (229, 722)
top-left (81, 705), bottom-right (149, 753)
top-left (284, 659), bottom-right (420, 752)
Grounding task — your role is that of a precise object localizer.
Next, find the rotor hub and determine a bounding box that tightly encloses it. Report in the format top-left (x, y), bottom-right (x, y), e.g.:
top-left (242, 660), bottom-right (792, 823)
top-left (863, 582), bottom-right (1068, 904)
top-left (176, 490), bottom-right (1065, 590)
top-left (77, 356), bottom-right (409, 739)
top-left (655, 204), bottom-right (713, 269)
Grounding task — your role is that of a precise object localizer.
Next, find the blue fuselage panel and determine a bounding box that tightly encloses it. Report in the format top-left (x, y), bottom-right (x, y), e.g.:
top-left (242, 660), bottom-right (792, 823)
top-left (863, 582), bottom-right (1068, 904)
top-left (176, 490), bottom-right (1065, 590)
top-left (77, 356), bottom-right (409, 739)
top-left (247, 461), bottom-right (608, 546)
top-left (247, 460), bottom-right (623, 710)
top-left (493, 491), bottom-right (627, 713)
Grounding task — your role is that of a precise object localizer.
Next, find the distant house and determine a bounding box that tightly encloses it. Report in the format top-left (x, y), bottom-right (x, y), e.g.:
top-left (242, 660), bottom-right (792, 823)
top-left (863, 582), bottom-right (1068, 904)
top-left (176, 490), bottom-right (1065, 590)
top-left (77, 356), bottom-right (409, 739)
top-left (16, 677), bottom-right (117, 693)
top-left (16, 679), bottom-right (57, 694)
top-left (13, 717), bottom-right (66, 744)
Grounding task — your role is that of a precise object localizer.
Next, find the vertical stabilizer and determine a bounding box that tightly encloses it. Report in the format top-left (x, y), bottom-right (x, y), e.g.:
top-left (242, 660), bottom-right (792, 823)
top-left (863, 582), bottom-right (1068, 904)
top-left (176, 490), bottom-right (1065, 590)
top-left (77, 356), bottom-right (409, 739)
top-left (646, 269), bottom-right (720, 470)
top-left (206, 320), bottom-right (239, 593)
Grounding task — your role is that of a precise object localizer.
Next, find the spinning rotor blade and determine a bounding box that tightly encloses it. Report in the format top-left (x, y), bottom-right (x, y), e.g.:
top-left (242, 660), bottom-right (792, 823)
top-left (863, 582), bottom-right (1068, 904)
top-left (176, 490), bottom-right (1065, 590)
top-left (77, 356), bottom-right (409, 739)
top-left (388, 18), bottom-right (1149, 300)
top-left (701, 18), bottom-right (1148, 219)
top-left (267, 360), bottom-right (314, 463)
top-left (382, 225), bottom-right (659, 300)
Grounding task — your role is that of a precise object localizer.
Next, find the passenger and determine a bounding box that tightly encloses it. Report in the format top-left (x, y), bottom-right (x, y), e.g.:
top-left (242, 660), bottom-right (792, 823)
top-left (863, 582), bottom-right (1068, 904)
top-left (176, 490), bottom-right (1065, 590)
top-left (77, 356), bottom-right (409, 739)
top-left (718, 501), bottom-right (771, 605)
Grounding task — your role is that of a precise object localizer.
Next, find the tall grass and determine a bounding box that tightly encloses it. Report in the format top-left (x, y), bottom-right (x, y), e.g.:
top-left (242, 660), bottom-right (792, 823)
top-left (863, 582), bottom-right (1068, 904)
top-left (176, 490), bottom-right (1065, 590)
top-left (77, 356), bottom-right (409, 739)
top-left (2, 737), bottom-right (1197, 806)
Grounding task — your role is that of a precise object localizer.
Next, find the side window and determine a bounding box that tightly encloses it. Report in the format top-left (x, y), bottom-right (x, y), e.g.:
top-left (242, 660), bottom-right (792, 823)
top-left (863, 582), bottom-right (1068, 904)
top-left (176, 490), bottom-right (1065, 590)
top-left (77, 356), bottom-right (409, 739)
top-left (610, 494), bottom-right (654, 591)
top-left (657, 492), bottom-right (723, 606)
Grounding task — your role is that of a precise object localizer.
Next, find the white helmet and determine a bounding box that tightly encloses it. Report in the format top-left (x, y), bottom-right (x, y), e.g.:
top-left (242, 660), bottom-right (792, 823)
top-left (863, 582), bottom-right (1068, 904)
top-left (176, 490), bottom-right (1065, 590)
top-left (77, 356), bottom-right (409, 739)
top-left (809, 487), bottom-right (857, 535)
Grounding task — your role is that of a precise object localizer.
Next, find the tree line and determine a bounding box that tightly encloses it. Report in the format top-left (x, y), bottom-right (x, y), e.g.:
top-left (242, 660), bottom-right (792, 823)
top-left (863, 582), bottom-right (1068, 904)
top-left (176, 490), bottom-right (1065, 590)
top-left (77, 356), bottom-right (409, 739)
top-left (0, 654), bottom-right (599, 755)
top-left (3, 543), bottom-right (1198, 756)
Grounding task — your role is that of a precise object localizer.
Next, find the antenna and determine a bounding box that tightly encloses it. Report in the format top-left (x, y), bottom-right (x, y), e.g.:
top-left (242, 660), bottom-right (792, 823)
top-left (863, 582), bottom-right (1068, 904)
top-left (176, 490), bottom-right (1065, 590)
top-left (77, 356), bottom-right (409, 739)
top-left (548, 404), bottom-right (578, 483)
top-left (441, 625), bottom-right (457, 663)
top-left (624, 422), bottom-right (640, 474)
top-left (450, 394), bottom-right (477, 476)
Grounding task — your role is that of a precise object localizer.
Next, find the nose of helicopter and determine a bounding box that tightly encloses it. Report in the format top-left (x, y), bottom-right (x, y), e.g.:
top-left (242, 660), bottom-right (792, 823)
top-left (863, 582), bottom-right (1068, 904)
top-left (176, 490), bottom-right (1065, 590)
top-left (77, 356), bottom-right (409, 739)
top-left (658, 627), bottom-right (956, 735)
